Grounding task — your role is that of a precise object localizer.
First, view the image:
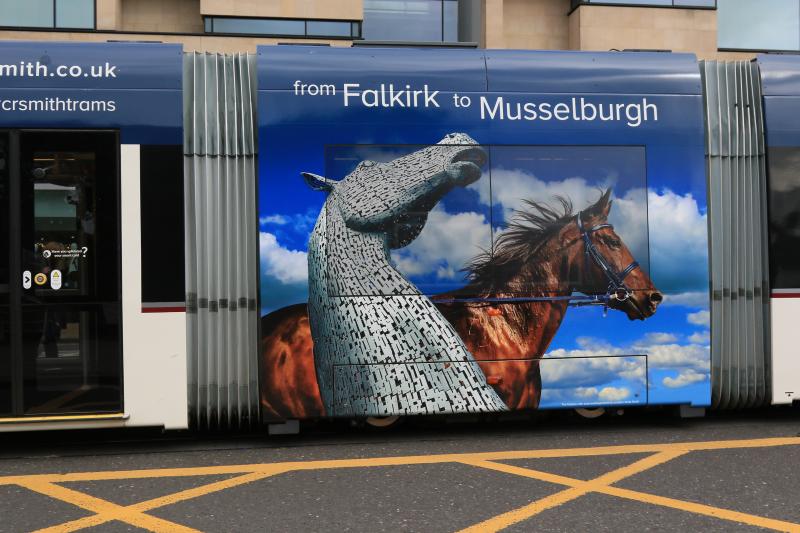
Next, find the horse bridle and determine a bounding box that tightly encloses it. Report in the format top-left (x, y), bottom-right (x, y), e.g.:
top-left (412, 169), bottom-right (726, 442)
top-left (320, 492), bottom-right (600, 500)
top-left (436, 209), bottom-right (640, 313)
top-left (575, 212), bottom-right (639, 304)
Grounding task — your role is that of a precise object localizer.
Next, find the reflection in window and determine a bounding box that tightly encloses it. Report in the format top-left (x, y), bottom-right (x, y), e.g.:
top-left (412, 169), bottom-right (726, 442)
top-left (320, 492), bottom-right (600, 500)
top-left (0, 0), bottom-right (54, 28)
top-left (767, 147), bottom-right (800, 288)
top-left (363, 0), bottom-right (459, 42)
top-left (571, 0), bottom-right (715, 7)
top-left (718, 0), bottom-right (800, 50)
top-left (55, 0), bottom-right (94, 29)
top-left (0, 0), bottom-right (94, 29)
top-left (204, 17), bottom-right (361, 39)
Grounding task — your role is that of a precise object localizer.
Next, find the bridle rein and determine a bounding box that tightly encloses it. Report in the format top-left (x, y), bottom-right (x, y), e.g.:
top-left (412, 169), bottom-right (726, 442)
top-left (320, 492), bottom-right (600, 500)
top-left (435, 209), bottom-right (641, 314)
top-left (576, 211), bottom-right (639, 305)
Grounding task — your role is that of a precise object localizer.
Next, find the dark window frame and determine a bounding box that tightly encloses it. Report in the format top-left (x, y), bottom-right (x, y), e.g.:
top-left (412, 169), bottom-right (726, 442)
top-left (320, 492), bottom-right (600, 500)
top-left (570, 0), bottom-right (716, 12)
top-left (203, 15), bottom-right (362, 40)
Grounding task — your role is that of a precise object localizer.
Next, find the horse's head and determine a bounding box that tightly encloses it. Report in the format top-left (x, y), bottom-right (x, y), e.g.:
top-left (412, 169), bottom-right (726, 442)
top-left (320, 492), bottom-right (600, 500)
top-left (302, 133), bottom-right (486, 247)
top-left (567, 189), bottom-right (662, 320)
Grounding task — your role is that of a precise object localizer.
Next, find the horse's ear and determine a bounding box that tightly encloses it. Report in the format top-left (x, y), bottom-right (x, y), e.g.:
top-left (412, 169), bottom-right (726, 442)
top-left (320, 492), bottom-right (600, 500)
top-left (588, 188), bottom-right (613, 219)
top-left (302, 172), bottom-right (336, 192)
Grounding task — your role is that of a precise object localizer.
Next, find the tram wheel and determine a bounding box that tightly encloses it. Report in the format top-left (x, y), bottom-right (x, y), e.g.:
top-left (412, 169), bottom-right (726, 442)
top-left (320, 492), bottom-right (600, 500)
top-left (365, 415), bottom-right (402, 428)
top-left (574, 407), bottom-right (606, 419)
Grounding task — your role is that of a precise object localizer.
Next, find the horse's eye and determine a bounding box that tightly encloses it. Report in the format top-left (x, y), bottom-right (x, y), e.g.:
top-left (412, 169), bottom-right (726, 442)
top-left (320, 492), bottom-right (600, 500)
top-left (603, 237), bottom-right (621, 248)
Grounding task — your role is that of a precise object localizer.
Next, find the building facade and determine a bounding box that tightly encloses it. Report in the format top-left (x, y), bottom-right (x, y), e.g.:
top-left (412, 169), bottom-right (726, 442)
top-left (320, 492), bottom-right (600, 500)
top-left (0, 0), bottom-right (795, 58)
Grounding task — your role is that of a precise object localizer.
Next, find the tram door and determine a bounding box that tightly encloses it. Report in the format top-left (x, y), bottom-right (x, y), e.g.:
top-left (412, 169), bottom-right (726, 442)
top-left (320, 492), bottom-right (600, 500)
top-left (0, 130), bottom-right (121, 418)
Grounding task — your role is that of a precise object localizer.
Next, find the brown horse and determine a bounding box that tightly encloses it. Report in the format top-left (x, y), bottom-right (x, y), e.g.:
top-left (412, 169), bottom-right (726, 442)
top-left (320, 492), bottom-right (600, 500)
top-left (260, 190), bottom-right (662, 419)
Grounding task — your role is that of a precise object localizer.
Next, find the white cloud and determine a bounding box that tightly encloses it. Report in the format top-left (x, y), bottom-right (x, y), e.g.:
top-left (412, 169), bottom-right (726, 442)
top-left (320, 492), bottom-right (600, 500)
top-left (663, 369), bottom-right (707, 388)
top-left (643, 332), bottom-right (678, 344)
top-left (391, 204), bottom-right (490, 279)
top-left (608, 188), bottom-right (649, 269)
top-left (260, 214), bottom-right (288, 225)
top-left (687, 310), bottom-right (711, 327)
top-left (540, 355), bottom-right (646, 389)
top-left (647, 189), bottom-right (708, 293)
top-left (259, 210), bottom-right (317, 235)
top-left (663, 291), bottom-right (709, 308)
top-left (637, 343), bottom-right (709, 372)
top-left (259, 232), bottom-right (308, 284)
top-left (574, 387), bottom-right (599, 399)
top-left (545, 335), bottom-right (710, 374)
top-left (471, 169), bottom-right (613, 221)
top-left (598, 387), bottom-right (631, 401)
top-left (541, 385), bottom-right (635, 405)
top-left (688, 330), bottom-right (710, 344)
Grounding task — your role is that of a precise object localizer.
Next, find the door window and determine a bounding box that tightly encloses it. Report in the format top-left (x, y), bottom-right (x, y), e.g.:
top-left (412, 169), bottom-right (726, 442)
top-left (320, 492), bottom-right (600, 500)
top-left (0, 130), bottom-right (122, 417)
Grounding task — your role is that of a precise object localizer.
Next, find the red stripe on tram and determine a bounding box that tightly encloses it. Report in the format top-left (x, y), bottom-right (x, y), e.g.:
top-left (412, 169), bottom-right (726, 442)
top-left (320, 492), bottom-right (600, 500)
top-left (771, 292), bottom-right (800, 299)
top-left (141, 306), bottom-right (186, 313)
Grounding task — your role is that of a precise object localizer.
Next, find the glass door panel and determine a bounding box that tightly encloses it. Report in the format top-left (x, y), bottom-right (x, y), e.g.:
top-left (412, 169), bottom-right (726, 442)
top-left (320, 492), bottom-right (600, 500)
top-left (18, 131), bottom-right (121, 415)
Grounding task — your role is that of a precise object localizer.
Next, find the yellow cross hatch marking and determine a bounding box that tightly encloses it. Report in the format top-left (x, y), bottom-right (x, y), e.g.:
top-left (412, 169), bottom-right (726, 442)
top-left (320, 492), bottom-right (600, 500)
top-left (457, 450), bottom-right (689, 532)
top-left (0, 435), bottom-right (795, 533)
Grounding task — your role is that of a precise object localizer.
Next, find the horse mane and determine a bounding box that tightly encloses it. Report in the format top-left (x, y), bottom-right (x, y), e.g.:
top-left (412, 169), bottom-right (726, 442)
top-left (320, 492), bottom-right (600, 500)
top-left (463, 191), bottom-right (609, 294)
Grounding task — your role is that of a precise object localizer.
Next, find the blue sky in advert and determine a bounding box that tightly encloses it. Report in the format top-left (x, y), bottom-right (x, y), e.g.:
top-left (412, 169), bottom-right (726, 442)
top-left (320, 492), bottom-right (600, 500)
top-left (257, 48), bottom-right (711, 409)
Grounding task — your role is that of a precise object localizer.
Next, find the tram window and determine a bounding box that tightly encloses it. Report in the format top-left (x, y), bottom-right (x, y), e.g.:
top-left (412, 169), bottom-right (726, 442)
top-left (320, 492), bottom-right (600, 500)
top-left (140, 145), bottom-right (185, 304)
top-left (767, 146), bottom-right (800, 288)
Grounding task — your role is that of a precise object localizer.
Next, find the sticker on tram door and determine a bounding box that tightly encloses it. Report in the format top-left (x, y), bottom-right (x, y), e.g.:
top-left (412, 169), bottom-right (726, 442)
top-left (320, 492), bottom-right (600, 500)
top-left (50, 270), bottom-right (62, 290)
top-left (34, 272), bottom-right (47, 286)
top-left (22, 270), bottom-right (31, 289)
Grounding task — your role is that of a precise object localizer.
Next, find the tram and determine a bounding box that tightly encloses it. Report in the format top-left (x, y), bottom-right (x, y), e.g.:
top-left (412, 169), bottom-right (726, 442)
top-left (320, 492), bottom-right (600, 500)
top-left (0, 40), bottom-right (796, 432)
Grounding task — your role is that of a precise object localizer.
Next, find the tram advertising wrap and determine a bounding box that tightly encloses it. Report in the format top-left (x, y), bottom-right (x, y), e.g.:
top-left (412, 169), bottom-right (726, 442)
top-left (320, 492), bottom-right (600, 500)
top-left (0, 41), bottom-right (181, 143)
top-left (257, 47), bottom-right (710, 419)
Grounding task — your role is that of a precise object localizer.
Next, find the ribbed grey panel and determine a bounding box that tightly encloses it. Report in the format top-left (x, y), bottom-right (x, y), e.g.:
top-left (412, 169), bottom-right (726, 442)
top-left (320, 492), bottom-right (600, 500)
top-left (701, 60), bottom-right (770, 409)
top-left (184, 52), bottom-right (259, 429)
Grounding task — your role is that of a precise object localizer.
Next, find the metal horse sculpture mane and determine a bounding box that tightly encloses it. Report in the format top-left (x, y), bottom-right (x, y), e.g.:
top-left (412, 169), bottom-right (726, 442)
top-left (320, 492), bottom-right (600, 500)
top-left (301, 133), bottom-right (507, 416)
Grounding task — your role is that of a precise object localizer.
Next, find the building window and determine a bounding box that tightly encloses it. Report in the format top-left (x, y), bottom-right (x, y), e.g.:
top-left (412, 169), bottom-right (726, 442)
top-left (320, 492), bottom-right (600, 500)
top-left (362, 0), bottom-right (459, 42)
top-left (718, 0), bottom-right (800, 51)
top-left (203, 17), bottom-right (362, 39)
top-left (0, 0), bottom-right (95, 30)
top-left (571, 0), bottom-right (715, 7)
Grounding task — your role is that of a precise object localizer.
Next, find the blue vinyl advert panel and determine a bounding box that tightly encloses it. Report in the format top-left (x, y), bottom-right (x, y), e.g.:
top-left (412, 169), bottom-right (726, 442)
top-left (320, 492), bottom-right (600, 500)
top-left (0, 40), bottom-right (181, 144)
top-left (257, 46), bottom-right (710, 418)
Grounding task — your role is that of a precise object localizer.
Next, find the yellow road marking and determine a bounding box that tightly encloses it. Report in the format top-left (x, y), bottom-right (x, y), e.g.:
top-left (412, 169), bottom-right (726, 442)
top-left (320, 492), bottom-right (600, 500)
top-left (460, 450), bottom-right (800, 533)
top-left (39, 468), bottom-right (290, 532)
top-left (601, 486), bottom-right (800, 533)
top-left (2, 436), bottom-right (798, 485)
top-left (19, 480), bottom-right (200, 533)
top-left (2, 435), bottom-right (797, 533)
top-left (457, 451), bottom-right (687, 532)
